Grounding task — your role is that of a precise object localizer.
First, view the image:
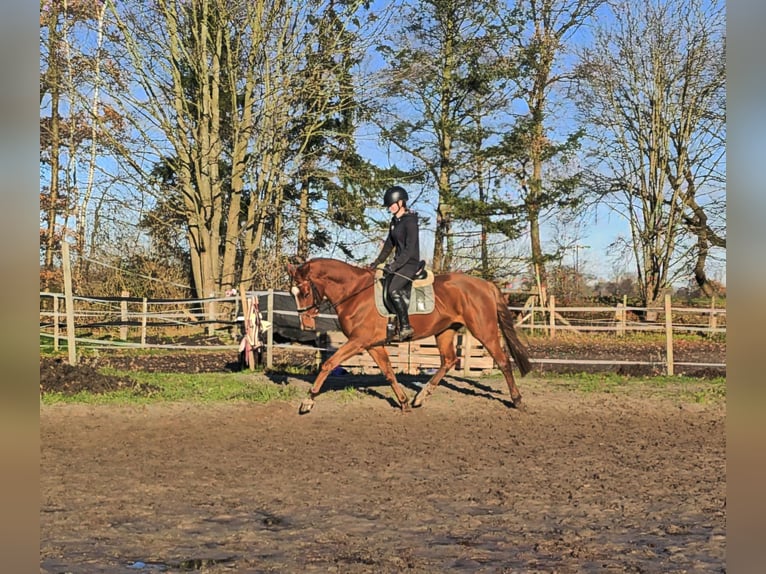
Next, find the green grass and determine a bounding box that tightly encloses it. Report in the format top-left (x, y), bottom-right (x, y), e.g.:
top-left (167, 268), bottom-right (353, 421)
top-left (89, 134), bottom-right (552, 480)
top-left (40, 355), bottom-right (725, 407)
top-left (40, 335), bottom-right (65, 355)
top-left (526, 371), bottom-right (726, 403)
top-left (41, 370), bottom-right (301, 406)
top-left (280, 364), bottom-right (316, 376)
top-left (336, 386), bottom-right (364, 403)
top-left (682, 378), bottom-right (726, 403)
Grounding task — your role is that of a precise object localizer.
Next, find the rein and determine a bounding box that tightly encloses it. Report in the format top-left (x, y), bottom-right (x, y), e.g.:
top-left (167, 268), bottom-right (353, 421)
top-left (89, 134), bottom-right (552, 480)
top-left (293, 269), bottom-right (379, 315)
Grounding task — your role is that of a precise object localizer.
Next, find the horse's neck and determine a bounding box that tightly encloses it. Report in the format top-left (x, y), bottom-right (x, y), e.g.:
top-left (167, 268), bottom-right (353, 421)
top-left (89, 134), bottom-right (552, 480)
top-left (315, 261), bottom-right (365, 302)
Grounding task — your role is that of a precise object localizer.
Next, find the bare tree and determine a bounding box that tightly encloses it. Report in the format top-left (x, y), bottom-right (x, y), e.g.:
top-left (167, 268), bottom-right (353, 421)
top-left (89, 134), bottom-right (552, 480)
top-left (497, 0), bottom-right (605, 305)
top-left (106, 0), bottom-right (375, 303)
top-left (40, 1), bottom-right (64, 286)
top-left (40, 0), bottom-right (125, 291)
top-left (577, 0), bottom-right (726, 307)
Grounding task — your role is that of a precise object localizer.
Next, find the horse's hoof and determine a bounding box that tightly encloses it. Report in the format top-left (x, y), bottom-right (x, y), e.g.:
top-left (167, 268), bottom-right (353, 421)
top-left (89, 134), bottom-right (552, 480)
top-left (511, 397), bottom-right (525, 410)
top-left (412, 385), bottom-right (431, 408)
top-left (299, 398), bottom-right (315, 414)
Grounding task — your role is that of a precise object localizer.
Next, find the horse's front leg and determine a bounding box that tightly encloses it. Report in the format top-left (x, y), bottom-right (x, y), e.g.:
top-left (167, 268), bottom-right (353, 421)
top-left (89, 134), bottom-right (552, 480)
top-left (366, 346), bottom-right (410, 411)
top-left (299, 341), bottom-right (364, 414)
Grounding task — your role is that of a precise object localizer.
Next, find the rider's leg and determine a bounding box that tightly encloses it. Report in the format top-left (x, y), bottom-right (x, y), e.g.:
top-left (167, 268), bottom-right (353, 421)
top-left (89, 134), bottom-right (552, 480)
top-left (389, 288), bottom-right (414, 341)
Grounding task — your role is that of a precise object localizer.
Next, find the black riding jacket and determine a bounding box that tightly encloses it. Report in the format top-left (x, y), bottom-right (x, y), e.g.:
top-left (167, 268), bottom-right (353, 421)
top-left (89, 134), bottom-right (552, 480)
top-left (373, 211), bottom-right (420, 275)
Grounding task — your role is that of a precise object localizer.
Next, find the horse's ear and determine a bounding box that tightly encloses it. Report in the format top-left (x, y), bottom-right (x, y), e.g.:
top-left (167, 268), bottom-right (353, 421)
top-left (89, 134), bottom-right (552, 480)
top-left (287, 255), bottom-right (305, 268)
top-left (287, 255), bottom-right (306, 276)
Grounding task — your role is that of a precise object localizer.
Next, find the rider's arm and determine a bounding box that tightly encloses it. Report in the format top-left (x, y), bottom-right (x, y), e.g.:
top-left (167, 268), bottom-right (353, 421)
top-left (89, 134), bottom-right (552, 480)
top-left (371, 233), bottom-right (394, 267)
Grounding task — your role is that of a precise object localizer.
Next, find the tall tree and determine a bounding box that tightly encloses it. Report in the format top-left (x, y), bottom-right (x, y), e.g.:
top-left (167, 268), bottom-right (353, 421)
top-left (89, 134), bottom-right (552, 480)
top-left (496, 0), bottom-right (604, 304)
top-left (107, 0), bottom-right (376, 300)
top-left (375, 0), bottom-right (518, 273)
top-left (40, 1), bottom-right (65, 286)
top-left (577, 0), bottom-right (726, 306)
top-left (40, 0), bottom-right (125, 291)
top-left (291, 1), bottom-right (383, 262)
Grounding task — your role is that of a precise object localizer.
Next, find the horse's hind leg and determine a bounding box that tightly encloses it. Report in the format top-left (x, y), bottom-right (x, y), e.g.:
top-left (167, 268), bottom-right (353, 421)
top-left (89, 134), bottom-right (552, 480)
top-left (484, 333), bottom-right (523, 406)
top-left (464, 320), bottom-right (523, 407)
top-left (412, 329), bottom-right (458, 408)
top-left (366, 347), bottom-right (410, 411)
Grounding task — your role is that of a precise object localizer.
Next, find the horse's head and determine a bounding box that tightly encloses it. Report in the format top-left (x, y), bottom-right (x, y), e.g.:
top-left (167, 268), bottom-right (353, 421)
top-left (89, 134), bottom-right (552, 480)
top-left (287, 261), bottom-right (324, 331)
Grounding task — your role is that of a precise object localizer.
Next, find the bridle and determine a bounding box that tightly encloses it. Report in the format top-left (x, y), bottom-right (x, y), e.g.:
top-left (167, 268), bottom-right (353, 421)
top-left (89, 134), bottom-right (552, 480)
top-left (290, 267), bottom-right (380, 319)
top-left (291, 279), bottom-right (324, 314)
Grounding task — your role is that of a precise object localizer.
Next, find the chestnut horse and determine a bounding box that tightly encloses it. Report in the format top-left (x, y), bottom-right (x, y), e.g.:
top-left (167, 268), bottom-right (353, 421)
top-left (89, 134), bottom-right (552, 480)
top-left (287, 258), bottom-right (532, 414)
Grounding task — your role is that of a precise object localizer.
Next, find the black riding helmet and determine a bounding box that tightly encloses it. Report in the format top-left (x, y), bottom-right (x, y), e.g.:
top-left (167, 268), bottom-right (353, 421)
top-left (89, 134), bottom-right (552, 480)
top-left (382, 185), bottom-right (408, 207)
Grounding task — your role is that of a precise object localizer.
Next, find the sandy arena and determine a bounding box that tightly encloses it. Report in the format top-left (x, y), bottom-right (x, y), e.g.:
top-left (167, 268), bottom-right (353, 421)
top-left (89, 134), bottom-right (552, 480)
top-left (40, 369), bottom-right (725, 573)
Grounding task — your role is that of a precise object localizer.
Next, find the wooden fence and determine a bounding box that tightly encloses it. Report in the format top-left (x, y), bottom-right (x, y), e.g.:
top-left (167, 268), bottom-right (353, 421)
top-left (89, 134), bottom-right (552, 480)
top-left (514, 293), bottom-right (725, 336)
top-left (318, 330), bottom-right (495, 376)
top-left (40, 289), bottom-right (725, 376)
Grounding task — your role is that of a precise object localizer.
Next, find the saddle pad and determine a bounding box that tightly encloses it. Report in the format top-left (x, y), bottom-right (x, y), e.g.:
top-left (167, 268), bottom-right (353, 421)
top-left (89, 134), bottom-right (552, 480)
top-left (374, 274), bottom-right (436, 317)
top-left (413, 269), bottom-right (434, 288)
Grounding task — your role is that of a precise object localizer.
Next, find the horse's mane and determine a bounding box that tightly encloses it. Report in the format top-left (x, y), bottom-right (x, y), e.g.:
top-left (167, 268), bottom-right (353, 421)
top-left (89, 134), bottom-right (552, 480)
top-left (303, 258), bottom-right (370, 292)
top-left (305, 258), bottom-right (362, 274)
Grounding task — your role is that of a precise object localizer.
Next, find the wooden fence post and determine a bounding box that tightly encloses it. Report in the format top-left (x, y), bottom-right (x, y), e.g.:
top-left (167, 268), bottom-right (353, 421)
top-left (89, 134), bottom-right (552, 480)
top-left (53, 294), bottom-right (60, 351)
top-left (709, 296), bottom-right (718, 335)
top-left (549, 295), bottom-right (556, 339)
top-left (208, 298), bottom-right (216, 336)
top-left (120, 291), bottom-right (129, 340)
top-left (266, 290), bottom-right (274, 369)
top-left (621, 295), bottom-right (627, 336)
top-left (462, 331), bottom-right (473, 376)
top-left (615, 302), bottom-right (623, 337)
top-left (615, 295), bottom-right (628, 337)
top-left (141, 297), bottom-right (148, 347)
top-left (62, 242), bottom-right (77, 365)
top-left (664, 293), bottom-right (674, 376)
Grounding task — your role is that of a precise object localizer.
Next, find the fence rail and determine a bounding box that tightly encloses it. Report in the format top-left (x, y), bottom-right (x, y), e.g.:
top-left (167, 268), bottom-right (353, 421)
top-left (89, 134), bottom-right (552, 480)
top-left (40, 291), bottom-right (726, 376)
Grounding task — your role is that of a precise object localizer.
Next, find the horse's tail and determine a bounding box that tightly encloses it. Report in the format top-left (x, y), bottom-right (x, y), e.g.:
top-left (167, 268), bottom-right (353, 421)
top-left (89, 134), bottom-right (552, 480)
top-left (495, 289), bottom-right (532, 376)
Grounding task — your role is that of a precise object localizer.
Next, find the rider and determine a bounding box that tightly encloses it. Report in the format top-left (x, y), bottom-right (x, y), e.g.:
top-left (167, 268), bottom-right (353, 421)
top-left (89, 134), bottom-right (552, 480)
top-left (369, 185), bottom-right (420, 342)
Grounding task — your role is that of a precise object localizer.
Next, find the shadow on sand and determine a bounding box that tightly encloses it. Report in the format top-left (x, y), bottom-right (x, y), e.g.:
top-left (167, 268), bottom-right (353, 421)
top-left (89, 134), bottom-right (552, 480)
top-left (266, 369), bottom-right (518, 409)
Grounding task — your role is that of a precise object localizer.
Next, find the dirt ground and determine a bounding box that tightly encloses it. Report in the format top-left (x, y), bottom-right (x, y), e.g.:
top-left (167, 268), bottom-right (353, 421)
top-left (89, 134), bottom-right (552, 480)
top-left (40, 340), bottom-right (726, 574)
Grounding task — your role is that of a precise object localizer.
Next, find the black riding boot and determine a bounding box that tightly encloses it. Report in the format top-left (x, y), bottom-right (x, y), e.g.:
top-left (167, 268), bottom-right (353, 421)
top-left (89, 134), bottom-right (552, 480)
top-left (389, 290), bottom-right (414, 342)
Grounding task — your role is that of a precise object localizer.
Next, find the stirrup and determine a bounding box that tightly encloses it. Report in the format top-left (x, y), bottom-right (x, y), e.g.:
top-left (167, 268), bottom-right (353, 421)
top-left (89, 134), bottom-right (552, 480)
top-left (396, 326), bottom-right (414, 342)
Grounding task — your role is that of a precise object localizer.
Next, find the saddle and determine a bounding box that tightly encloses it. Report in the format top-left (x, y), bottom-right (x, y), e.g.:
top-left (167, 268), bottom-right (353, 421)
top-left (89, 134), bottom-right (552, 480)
top-left (374, 260), bottom-right (435, 317)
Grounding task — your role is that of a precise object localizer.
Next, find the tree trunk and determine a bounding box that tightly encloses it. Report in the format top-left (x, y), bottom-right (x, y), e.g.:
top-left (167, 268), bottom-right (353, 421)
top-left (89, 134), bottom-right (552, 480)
top-left (528, 99), bottom-right (547, 305)
top-left (297, 170), bottom-right (311, 261)
top-left (44, 14), bottom-right (62, 285)
top-left (432, 203), bottom-right (449, 273)
top-left (688, 196), bottom-right (715, 297)
top-left (528, 205), bottom-right (546, 303)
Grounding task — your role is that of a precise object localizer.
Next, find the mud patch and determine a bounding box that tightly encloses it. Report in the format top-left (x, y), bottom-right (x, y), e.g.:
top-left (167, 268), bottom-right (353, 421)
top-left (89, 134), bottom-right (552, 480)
top-left (39, 357), bottom-right (160, 396)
